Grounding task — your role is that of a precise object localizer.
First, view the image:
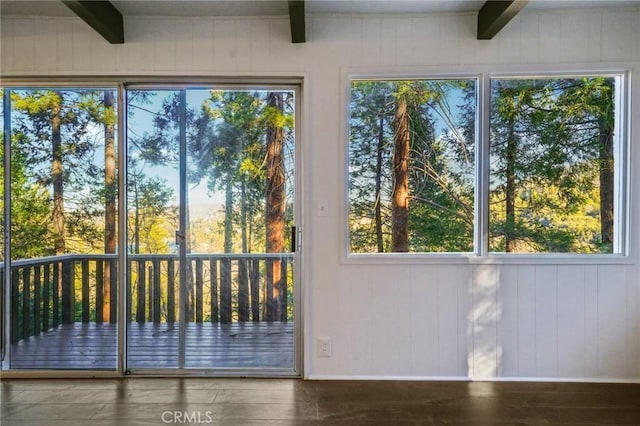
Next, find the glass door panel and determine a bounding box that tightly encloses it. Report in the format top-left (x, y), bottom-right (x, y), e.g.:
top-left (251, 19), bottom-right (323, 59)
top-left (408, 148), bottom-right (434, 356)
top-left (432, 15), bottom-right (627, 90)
top-left (126, 87), bottom-right (297, 372)
top-left (184, 89), bottom-right (296, 369)
top-left (4, 87), bottom-right (119, 369)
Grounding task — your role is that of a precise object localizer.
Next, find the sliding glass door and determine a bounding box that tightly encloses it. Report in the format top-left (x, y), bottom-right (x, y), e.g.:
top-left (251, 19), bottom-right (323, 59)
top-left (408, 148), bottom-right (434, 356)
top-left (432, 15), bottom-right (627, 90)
top-left (1, 82), bottom-right (299, 375)
top-left (126, 87), bottom-right (297, 372)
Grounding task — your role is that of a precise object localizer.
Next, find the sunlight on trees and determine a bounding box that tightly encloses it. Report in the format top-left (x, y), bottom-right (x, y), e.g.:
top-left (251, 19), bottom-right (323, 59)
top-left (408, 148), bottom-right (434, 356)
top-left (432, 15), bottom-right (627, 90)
top-left (489, 77), bottom-right (616, 253)
top-left (349, 79), bottom-right (476, 253)
top-left (349, 76), bottom-right (619, 254)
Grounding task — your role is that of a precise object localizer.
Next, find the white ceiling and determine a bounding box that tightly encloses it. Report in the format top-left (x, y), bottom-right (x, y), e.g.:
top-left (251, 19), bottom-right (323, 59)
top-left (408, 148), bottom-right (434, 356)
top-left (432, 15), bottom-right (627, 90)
top-left (1, 0), bottom-right (638, 18)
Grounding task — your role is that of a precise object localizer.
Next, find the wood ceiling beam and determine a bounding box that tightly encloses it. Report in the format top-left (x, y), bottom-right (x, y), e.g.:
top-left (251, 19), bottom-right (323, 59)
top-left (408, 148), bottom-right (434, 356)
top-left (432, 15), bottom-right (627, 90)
top-left (477, 0), bottom-right (528, 40)
top-left (288, 1), bottom-right (306, 43)
top-left (62, 1), bottom-right (124, 44)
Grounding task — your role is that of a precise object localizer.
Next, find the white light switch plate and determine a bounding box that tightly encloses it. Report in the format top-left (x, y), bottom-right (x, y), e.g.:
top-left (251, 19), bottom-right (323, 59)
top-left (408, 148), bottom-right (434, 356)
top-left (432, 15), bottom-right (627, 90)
top-left (317, 199), bottom-right (328, 217)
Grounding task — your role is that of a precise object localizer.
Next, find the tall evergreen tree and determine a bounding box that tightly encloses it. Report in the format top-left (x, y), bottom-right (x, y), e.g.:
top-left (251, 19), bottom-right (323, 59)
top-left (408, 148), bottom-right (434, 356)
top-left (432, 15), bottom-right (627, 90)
top-left (391, 85), bottom-right (410, 252)
top-left (264, 92), bottom-right (286, 320)
top-left (348, 81), bottom-right (394, 252)
top-left (193, 91), bottom-right (265, 254)
top-left (102, 90), bottom-right (117, 321)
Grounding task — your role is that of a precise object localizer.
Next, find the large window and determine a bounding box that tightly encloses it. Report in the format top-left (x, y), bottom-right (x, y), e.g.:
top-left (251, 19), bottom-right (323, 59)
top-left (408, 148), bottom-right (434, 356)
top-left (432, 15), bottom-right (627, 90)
top-left (348, 73), bottom-right (626, 255)
top-left (348, 79), bottom-right (477, 253)
top-left (489, 77), bottom-right (621, 254)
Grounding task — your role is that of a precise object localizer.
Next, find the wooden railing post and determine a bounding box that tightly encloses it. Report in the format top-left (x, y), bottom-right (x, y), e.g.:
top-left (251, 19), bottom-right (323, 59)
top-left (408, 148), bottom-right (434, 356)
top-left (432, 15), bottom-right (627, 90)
top-left (126, 260), bottom-right (133, 322)
top-left (96, 260), bottom-right (104, 323)
top-left (109, 258), bottom-right (117, 323)
top-left (52, 262), bottom-right (60, 327)
top-left (109, 259), bottom-right (118, 324)
top-left (11, 270), bottom-right (19, 343)
top-left (152, 259), bottom-right (161, 323)
top-left (238, 258), bottom-right (249, 322)
top-left (136, 259), bottom-right (145, 323)
top-left (22, 267), bottom-right (31, 338)
top-left (43, 264), bottom-right (50, 331)
top-left (220, 258), bottom-right (231, 323)
top-left (81, 260), bottom-right (90, 322)
top-left (147, 265), bottom-right (153, 322)
top-left (195, 258), bottom-right (203, 323)
top-left (281, 258), bottom-right (288, 322)
top-left (167, 258), bottom-right (175, 323)
top-left (33, 265), bottom-right (42, 334)
top-left (61, 260), bottom-right (75, 324)
top-left (265, 259), bottom-right (274, 321)
top-left (209, 259), bottom-right (218, 323)
top-left (250, 259), bottom-right (260, 321)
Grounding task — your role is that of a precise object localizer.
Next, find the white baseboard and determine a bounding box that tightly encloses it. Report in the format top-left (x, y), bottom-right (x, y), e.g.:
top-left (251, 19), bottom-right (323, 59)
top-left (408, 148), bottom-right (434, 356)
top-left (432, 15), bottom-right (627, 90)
top-left (306, 374), bottom-right (640, 383)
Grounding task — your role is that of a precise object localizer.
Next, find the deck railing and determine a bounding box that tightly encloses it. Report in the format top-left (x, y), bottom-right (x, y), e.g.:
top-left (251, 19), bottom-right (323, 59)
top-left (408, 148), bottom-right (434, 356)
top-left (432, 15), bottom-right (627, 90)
top-left (0, 253), bottom-right (293, 343)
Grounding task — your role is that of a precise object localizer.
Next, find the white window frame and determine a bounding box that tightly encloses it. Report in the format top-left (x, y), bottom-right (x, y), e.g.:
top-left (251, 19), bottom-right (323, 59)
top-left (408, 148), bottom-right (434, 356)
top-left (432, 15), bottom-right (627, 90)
top-left (341, 68), bottom-right (632, 265)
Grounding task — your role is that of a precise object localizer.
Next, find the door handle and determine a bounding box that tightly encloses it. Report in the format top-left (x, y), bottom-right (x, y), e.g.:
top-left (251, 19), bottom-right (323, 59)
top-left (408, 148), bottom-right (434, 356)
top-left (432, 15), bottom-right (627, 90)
top-left (290, 226), bottom-right (296, 253)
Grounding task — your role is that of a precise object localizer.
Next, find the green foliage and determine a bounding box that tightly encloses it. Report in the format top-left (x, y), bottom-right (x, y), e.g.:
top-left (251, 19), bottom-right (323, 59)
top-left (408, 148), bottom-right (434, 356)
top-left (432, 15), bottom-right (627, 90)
top-left (489, 77), bottom-right (616, 253)
top-left (350, 76), bottom-right (615, 254)
top-left (6, 89), bottom-right (118, 255)
top-left (0, 133), bottom-right (53, 259)
top-left (262, 104), bottom-right (294, 129)
top-left (193, 90), bottom-right (295, 254)
top-left (127, 158), bottom-right (176, 254)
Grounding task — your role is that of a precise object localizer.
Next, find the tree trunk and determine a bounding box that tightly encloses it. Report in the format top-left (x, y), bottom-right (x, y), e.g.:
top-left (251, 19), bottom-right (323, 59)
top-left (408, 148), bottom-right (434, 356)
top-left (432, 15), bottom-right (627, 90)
top-left (103, 90), bottom-right (116, 322)
top-left (505, 119), bottom-right (517, 253)
top-left (51, 92), bottom-right (65, 255)
top-left (265, 92), bottom-right (286, 321)
top-left (375, 115), bottom-right (384, 252)
top-left (133, 181), bottom-right (140, 254)
top-left (241, 177), bottom-right (248, 253)
top-left (391, 93), bottom-right (410, 252)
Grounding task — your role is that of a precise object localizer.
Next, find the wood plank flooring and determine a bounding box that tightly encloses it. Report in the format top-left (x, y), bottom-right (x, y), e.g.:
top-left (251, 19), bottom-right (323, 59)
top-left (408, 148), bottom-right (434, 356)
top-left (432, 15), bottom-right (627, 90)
top-left (1, 378), bottom-right (639, 425)
top-left (10, 322), bottom-right (294, 370)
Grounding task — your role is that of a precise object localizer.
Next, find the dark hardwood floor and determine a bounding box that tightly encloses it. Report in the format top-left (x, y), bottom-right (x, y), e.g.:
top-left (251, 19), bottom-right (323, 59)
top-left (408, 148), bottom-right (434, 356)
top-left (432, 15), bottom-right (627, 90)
top-left (10, 322), bottom-right (294, 370)
top-left (1, 378), bottom-right (639, 425)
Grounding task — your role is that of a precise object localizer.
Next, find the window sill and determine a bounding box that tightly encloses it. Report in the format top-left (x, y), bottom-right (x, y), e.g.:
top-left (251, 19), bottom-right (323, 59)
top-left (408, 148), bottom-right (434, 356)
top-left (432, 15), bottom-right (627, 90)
top-left (341, 252), bottom-right (635, 266)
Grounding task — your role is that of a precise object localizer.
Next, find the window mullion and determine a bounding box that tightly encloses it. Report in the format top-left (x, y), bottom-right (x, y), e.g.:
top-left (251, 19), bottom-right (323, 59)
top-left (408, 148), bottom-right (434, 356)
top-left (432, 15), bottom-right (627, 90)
top-left (477, 74), bottom-right (491, 257)
top-left (614, 73), bottom-right (628, 256)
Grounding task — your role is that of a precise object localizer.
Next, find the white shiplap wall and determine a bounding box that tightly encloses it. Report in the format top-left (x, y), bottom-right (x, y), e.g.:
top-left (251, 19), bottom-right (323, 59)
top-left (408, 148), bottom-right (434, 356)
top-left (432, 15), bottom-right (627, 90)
top-left (2, 6), bottom-right (639, 381)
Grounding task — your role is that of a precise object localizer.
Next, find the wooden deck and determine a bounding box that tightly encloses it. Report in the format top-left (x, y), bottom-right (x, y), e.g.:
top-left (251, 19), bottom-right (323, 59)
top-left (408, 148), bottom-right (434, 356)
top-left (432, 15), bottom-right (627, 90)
top-left (9, 322), bottom-right (294, 370)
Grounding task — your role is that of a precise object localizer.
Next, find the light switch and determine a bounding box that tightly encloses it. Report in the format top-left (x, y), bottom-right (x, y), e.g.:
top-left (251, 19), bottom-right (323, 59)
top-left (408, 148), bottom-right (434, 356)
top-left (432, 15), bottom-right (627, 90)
top-left (317, 199), bottom-right (328, 217)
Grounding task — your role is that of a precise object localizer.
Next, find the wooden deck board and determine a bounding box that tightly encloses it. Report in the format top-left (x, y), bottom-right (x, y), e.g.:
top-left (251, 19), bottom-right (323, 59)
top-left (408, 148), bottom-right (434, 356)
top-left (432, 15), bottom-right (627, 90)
top-left (10, 322), bottom-right (294, 370)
